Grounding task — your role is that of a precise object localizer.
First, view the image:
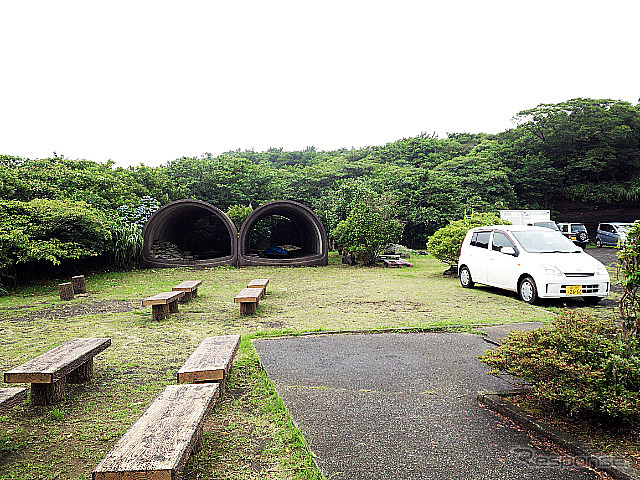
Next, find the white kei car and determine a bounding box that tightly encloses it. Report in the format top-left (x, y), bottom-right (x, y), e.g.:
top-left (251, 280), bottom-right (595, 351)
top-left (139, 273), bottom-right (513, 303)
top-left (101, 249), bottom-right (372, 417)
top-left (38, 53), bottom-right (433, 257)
top-left (457, 225), bottom-right (610, 305)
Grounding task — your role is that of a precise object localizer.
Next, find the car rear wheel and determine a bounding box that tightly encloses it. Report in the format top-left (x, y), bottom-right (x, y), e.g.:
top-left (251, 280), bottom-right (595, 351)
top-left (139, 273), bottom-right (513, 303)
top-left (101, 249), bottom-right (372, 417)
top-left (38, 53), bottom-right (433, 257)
top-left (577, 231), bottom-right (588, 243)
top-left (596, 238), bottom-right (602, 248)
top-left (459, 266), bottom-right (474, 288)
top-left (519, 276), bottom-right (539, 304)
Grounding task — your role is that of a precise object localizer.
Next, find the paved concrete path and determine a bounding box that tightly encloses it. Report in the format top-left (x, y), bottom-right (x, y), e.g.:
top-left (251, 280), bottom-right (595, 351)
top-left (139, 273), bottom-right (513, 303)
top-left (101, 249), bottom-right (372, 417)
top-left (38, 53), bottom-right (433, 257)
top-left (255, 332), bottom-right (601, 479)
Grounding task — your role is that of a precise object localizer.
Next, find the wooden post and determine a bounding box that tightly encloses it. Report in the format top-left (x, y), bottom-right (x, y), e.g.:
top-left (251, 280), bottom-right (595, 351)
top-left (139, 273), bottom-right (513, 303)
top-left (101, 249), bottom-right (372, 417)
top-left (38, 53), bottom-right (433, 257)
top-left (169, 300), bottom-right (179, 314)
top-left (59, 282), bottom-right (74, 301)
top-left (67, 358), bottom-right (94, 384)
top-left (239, 302), bottom-right (257, 315)
top-left (179, 291), bottom-right (193, 304)
top-left (31, 378), bottom-right (66, 405)
top-left (152, 304), bottom-right (170, 320)
top-left (71, 275), bottom-right (87, 294)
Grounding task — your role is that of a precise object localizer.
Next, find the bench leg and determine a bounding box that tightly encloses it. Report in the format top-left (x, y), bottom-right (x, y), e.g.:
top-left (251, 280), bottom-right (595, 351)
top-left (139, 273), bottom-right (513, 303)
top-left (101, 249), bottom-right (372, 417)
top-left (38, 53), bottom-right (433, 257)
top-left (239, 301), bottom-right (257, 315)
top-left (31, 378), bottom-right (66, 405)
top-left (67, 358), bottom-right (93, 384)
top-left (179, 291), bottom-right (193, 304)
top-left (192, 287), bottom-right (198, 298)
top-left (169, 300), bottom-right (180, 314)
top-left (152, 304), bottom-right (170, 320)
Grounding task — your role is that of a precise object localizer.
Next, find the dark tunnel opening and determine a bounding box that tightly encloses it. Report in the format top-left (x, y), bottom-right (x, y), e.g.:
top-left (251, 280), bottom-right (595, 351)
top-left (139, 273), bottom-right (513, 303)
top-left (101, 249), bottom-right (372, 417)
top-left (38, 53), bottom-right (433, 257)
top-left (239, 200), bottom-right (328, 266)
top-left (142, 199), bottom-right (237, 267)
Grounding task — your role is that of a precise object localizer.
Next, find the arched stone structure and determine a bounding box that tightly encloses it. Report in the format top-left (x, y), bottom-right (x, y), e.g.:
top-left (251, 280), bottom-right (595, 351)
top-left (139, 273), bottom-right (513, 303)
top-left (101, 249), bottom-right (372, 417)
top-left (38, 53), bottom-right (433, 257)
top-left (142, 199), bottom-right (237, 268)
top-left (238, 200), bottom-right (328, 267)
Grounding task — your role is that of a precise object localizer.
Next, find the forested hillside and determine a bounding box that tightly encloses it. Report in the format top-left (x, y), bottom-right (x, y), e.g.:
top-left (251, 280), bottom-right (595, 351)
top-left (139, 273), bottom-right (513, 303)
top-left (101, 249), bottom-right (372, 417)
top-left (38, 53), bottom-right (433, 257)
top-left (2, 98), bottom-right (640, 290)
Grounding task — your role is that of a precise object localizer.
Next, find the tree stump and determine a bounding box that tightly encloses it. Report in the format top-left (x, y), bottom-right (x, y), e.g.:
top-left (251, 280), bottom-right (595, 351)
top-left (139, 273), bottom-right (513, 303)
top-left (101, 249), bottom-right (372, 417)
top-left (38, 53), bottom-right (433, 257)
top-left (67, 358), bottom-right (94, 384)
top-left (31, 378), bottom-right (66, 405)
top-left (71, 275), bottom-right (87, 294)
top-left (152, 304), bottom-right (170, 320)
top-left (59, 282), bottom-right (74, 301)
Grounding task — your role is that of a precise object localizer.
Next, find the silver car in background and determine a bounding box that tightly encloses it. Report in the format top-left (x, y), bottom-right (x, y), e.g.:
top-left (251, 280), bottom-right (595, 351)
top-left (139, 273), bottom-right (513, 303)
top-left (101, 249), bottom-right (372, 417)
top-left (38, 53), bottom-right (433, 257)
top-left (595, 222), bottom-right (632, 247)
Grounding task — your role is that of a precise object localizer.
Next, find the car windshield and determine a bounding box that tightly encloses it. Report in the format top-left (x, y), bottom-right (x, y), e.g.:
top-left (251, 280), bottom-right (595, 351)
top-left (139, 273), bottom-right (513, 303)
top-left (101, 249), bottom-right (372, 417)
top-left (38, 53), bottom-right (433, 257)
top-left (511, 230), bottom-right (580, 253)
top-left (571, 224), bottom-right (586, 233)
top-left (534, 221), bottom-right (560, 231)
top-left (617, 224), bottom-right (632, 234)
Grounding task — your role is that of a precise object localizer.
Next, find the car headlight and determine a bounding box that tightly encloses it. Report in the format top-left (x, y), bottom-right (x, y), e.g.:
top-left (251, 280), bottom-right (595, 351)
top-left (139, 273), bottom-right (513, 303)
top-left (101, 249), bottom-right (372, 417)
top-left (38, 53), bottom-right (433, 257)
top-left (541, 264), bottom-right (563, 276)
top-left (597, 266), bottom-right (608, 276)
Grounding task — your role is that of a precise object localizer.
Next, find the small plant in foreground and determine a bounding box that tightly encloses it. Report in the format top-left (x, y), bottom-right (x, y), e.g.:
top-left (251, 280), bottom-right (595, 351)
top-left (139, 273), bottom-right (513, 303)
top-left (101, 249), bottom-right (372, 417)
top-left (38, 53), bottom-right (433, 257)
top-left (480, 310), bottom-right (640, 419)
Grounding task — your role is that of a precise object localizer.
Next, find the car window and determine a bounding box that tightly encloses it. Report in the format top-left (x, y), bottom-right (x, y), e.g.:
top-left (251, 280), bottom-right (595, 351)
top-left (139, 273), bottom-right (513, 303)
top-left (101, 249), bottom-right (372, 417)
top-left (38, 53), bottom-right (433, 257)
top-left (601, 224), bottom-right (612, 233)
top-left (491, 232), bottom-right (514, 252)
top-left (470, 231), bottom-right (490, 249)
top-left (571, 224), bottom-right (586, 233)
top-left (560, 224), bottom-right (568, 233)
top-left (511, 230), bottom-right (579, 253)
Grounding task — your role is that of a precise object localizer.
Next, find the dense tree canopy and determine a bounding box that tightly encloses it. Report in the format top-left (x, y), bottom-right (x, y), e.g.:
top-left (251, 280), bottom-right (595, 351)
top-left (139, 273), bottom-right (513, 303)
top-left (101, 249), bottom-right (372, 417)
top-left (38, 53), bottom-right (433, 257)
top-left (1, 97), bottom-right (639, 288)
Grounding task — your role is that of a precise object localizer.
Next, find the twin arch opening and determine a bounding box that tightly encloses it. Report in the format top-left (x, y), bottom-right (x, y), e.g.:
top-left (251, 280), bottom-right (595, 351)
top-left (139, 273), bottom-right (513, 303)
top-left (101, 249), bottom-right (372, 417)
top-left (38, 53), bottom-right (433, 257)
top-left (142, 199), bottom-right (328, 268)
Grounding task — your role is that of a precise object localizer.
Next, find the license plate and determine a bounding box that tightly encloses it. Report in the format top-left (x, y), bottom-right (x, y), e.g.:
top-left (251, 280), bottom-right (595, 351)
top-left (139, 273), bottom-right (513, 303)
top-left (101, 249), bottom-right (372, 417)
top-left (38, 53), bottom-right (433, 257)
top-left (566, 285), bottom-right (582, 295)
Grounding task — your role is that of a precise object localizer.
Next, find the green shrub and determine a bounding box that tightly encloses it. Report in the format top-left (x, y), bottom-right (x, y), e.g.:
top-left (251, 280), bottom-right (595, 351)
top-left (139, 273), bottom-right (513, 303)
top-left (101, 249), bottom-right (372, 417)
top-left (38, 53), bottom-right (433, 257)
top-left (426, 212), bottom-right (509, 267)
top-left (227, 204), bottom-right (253, 229)
top-left (480, 310), bottom-right (640, 419)
top-left (332, 193), bottom-right (404, 265)
top-left (617, 221), bottom-right (640, 341)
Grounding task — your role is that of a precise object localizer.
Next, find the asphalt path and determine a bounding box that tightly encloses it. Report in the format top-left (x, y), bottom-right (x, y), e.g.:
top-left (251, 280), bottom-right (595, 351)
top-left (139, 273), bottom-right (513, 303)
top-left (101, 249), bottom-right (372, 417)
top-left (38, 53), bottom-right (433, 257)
top-left (255, 332), bottom-right (602, 479)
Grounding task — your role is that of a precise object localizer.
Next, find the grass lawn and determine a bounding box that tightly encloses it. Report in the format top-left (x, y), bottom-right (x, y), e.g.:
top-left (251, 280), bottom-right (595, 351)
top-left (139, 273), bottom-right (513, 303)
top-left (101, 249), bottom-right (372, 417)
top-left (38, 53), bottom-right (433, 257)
top-left (0, 253), bottom-right (596, 479)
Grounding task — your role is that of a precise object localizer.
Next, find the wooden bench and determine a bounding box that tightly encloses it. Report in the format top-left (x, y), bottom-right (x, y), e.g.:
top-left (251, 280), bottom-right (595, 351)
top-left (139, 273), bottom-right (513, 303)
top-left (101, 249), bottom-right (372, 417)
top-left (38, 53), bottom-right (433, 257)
top-left (93, 383), bottom-right (219, 480)
top-left (177, 335), bottom-right (241, 385)
top-left (0, 387), bottom-right (28, 412)
top-left (234, 288), bottom-right (262, 315)
top-left (247, 278), bottom-right (269, 299)
top-left (4, 338), bottom-right (111, 405)
top-left (142, 291), bottom-right (184, 320)
top-left (173, 280), bottom-right (202, 303)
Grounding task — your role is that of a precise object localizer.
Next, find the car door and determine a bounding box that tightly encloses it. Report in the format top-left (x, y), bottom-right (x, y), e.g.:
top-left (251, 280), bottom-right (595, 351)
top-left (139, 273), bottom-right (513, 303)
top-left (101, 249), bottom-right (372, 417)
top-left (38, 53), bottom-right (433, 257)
top-left (486, 230), bottom-right (519, 290)
top-left (466, 230), bottom-right (491, 284)
top-left (602, 224), bottom-right (614, 245)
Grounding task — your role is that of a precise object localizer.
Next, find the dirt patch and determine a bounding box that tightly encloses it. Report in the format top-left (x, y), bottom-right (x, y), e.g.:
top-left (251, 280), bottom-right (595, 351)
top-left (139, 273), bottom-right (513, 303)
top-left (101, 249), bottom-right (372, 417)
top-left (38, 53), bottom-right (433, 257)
top-left (585, 247), bottom-right (619, 267)
top-left (1, 299), bottom-right (141, 323)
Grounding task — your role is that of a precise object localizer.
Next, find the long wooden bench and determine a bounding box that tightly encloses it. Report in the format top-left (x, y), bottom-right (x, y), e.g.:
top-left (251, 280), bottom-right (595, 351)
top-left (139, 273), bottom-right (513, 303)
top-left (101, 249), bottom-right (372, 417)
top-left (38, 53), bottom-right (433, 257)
top-left (4, 338), bottom-right (111, 405)
top-left (142, 291), bottom-right (184, 320)
top-left (0, 387), bottom-right (28, 412)
top-left (93, 383), bottom-right (219, 480)
top-left (177, 335), bottom-right (241, 384)
top-left (173, 280), bottom-right (202, 303)
top-left (247, 278), bottom-right (269, 299)
top-left (234, 288), bottom-right (261, 315)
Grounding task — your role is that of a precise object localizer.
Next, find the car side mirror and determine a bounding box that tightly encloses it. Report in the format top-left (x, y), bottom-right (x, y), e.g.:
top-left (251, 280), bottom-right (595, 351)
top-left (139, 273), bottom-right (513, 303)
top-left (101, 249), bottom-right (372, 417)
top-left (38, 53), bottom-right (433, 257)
top-left (502, 247), bottom-right (516, 256)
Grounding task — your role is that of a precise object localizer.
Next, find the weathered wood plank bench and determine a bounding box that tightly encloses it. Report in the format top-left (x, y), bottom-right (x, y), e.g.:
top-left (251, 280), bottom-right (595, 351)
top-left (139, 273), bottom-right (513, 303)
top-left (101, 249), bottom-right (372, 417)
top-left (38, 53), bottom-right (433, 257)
top-left (177, 335), bottom-right (241, 384)
top-left (142, 291), bottom-right (184, 320)
top-left (4, 338), bottom-right (111, 405)
top-left (93, 383), bottom-right (219, 480)
top-left (247, 278), bottom-right (269, 299)
top-left (234, 288), bottom-right (261, 315)
top-left (0, 387), bottom-right (28, 412)
top-left (172, 280), bottom-right (202, 303)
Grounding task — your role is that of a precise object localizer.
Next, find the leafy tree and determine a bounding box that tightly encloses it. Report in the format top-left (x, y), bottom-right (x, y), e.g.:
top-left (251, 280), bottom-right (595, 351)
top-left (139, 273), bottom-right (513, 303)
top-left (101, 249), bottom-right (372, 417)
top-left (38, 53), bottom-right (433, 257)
top-left (426, 212), bottom-right (509, 269)
top-left (226, 204), bottom-right (253, 229)
top-left (332, 193), bottom-right (404, 265)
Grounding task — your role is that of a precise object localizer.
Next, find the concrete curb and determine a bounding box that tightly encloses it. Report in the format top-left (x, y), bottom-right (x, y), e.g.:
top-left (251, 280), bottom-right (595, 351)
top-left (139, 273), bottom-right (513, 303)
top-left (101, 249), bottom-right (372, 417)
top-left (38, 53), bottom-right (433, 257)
top-left (478, 389), bottom-right (640, 480)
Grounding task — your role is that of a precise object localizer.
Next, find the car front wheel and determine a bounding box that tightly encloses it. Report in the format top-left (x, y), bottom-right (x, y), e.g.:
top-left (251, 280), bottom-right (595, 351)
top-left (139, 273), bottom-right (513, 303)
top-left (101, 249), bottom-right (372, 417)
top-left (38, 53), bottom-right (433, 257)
top-left (459, 266), bottom-right (474, 288)
top-left (519, 276), bottom-right (539, 304)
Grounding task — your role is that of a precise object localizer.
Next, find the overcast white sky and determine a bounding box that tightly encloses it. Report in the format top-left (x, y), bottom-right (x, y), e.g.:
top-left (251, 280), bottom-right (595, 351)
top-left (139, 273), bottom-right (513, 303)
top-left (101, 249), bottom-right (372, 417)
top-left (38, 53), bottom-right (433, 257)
top-left (1, 1), bottom-right (638, 167)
